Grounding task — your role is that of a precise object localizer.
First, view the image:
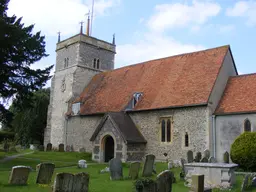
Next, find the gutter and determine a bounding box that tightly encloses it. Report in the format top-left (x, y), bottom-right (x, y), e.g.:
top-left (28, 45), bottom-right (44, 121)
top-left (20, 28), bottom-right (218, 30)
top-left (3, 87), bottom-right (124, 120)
top-left (212, 115), bottom-right (216, 158)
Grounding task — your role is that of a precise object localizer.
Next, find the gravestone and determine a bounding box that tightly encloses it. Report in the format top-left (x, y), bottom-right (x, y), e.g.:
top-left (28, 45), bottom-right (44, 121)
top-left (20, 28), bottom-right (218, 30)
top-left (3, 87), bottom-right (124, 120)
top-left (208, 156), bottom-right (217, 163)
top-left (180, 158), bottom-right (186, 179)
top-left (241, 174), bottom-right (250, 192)
top-left (142, 154), bottom-right (155, 177)
top-left (53, 173), bottom-right (74, 192)
top-left (194, 152), bottom-right (202, 162)
top-left (203, 149), bottom-right (210, 159)
top-left (135, 179), bottom-right (156, 192)
top-left (156, 170), bottom-right (173, 192)
top-left (72, 172), bottom-right (89, 192)
top-left (46, 143), bottom-right (52, 151)
top-left (223, 151), bottom-right (229, 163)
top-left (59, 143), bottom-right (64, 152)
top-left (36, 163), bottom-right (55, 184)
top-left (78, 160), bottom-right (87, 168)
top-left (191, 174), bottom-right (204, 192)
top-left (187, 150), bottom-right (194, 163)
top-left (168, 161), bottom-right (173, 169)
top-left (200, 157), bottom-right (208, 163)
top-left (9, 166), bottom-right (31, 185)
top-left (129, 162), bottom-right (141, 180)
top-left (109, 158), bottom-right (123, 180)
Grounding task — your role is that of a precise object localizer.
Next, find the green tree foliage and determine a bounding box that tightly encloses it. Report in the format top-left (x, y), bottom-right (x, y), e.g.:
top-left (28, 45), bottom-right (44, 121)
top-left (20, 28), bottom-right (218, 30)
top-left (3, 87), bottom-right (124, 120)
top-left (0, 0), bottom-right (53, 126)
top-left (5, 88), bottom-right (50, 146)
top-left (230, 132), bottom-right (256, 171)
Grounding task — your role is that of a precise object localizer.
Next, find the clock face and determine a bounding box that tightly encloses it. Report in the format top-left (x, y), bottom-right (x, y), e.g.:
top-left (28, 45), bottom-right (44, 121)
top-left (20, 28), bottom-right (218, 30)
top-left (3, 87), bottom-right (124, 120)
top-left (61, 78), bottom-right (66, 92)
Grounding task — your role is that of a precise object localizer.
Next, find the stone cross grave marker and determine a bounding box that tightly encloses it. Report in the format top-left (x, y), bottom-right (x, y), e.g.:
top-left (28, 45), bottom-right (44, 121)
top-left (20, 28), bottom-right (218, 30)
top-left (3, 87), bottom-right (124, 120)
top-left (109, 157), bottom-right (123, 180)
top-left (9, 166), bottom-right (31, 185)
top-left (46, 143), bottom-right (52, 151)
top-left (59, 143), bottom-right (64, 152)
top-left (156, 170), bottom-right (173, 192)
top-left (72, 172), bottom-right (90, 192)
top-left (129, 162), bottom-right (141, 180)
top-left (209, 156), bottom-right (217, 163)
top-left (187, 150), bottom-right (194, 163)
top-left (36, 163), bottom-right (55, 184)
top-left (200, 157), bottom-right (208, 163)
top-left (203, 149), bottom-right (210, 159)
top-left (191, 174), bottom-right (204, 192)
top-left (241, 174), bottom-right (250, 192)
top-left (223, 151), bottom-right (229, 163)
top-left (142, 154), bottom-right (155, 177)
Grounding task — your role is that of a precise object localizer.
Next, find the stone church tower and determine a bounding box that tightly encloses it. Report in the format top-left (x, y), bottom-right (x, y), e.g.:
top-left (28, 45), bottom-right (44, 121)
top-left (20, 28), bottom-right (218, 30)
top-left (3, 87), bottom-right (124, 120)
top-left (44, 28), bottom-right (116, 148)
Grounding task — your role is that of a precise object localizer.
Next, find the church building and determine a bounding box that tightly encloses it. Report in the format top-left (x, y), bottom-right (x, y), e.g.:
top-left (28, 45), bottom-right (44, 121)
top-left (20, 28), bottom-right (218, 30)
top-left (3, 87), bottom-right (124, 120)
top-left (44, 25), bottom-right (256, 163)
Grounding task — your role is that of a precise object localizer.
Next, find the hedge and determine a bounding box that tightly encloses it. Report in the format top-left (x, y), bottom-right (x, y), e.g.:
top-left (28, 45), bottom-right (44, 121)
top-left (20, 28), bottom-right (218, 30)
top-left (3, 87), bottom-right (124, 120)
top-left (0, 131), bottom-right (15, 142)
top-left (230, 132), bottom-right (256, 171)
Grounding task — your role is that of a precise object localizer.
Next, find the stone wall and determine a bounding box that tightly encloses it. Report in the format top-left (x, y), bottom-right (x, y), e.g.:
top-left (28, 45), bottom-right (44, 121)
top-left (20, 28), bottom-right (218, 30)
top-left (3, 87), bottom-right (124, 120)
top-left (126, 144), bottom-right (146, 162)
top-left (91, 116), bottom-right (126, 162)
top-left (215, 114), bottom-right (256, 162)
top-left (129, 106), bottom-right (209, 161)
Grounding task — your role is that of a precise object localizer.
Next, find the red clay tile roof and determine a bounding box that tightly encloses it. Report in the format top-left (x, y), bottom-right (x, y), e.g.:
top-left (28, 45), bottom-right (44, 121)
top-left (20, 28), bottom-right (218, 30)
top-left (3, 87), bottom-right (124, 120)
top-left (73, 45), bottom-right (230, 115)
top-left (215, 73), bottom-right (256, 115)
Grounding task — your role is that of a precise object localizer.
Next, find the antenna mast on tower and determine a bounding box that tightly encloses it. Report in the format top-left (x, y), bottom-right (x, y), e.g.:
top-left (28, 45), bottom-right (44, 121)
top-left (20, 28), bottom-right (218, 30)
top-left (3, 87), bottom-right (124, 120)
top-left (90, 0), bottom-right (94, 36)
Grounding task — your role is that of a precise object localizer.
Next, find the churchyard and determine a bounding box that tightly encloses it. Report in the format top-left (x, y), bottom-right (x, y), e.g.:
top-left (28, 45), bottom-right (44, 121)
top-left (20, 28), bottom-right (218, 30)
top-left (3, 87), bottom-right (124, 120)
top-left (0, 144), bottom-right (256, 192)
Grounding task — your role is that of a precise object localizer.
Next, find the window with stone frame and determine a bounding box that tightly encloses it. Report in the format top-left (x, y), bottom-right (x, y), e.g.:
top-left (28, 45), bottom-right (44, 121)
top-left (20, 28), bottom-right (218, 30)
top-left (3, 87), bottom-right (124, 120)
top-left (244, 119), bottom-right (251, 132)
top-left (185, 132), bottom-right (189, 147)
top-left (96, 59), bottom-right (100, 69)
top-left (93, 58), bottom-right (97, 68)
top-left (160, 118), bottom-right (172, 143)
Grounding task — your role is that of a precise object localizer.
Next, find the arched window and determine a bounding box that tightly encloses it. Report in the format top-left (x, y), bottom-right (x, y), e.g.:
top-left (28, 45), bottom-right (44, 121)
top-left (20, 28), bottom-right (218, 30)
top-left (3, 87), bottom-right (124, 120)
top-left (97, 59), bottom-right (100, 69)
top-left (93, 59), bottom-right (96, 68)
top-left (185, 132), bottom-right (189, 147)
top-left (167, 119), bottom-right (171, 142)
top-left (161, 120), bottom-right (165, 142)
top-left (244, 119), bottom-right (251, 132)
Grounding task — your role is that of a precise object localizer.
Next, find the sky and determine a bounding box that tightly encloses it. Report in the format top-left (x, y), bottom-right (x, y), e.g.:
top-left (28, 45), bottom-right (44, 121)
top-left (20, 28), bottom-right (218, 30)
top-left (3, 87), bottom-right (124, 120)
top-left (6, 0), bottom-right (256, 87)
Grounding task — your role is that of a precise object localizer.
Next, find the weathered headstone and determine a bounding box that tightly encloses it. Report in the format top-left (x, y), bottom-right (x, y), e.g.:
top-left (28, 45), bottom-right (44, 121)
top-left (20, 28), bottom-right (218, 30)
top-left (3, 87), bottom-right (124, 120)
top-left (194, 152), bottom-right (202, 162)
top-left (191, 174), bottom-right (204, 192)
top-left (46, 143), bottom-right (52, 151)
top-left (36, 163), bottom-right (55, 184)
top-left (72, 172), bottom-right (89, 192)
top-left (208, 156), bottom-right (217, 163)
top-left (129, 162), bottom-right (141, 180)
top-left (241, 174), bottom-right (250, 192)
top-left (9, 166), bottom-right (31, 185)
top-left (109, 158), bottom-right (123, 180)
top-left (203, 149), bottom-right (210, 159)
top-left (156, 170), bottom-right (173, 192)
top-left (200, 157), bottom-right (208, 163)
top-left (187, 150), bottom-right (194, 163)
top-left (59, 143), bottom-right (64, 152)
top-left (180, 158), bottom-right (186, 180)
top-left (78, 160), bottom-right (87, 168)
top-left (223, 151), bottom-right (229, 163)
top-left (53, 173), bottom-right (74, 192)
top-left (142, 154), bottom-right (155, 177)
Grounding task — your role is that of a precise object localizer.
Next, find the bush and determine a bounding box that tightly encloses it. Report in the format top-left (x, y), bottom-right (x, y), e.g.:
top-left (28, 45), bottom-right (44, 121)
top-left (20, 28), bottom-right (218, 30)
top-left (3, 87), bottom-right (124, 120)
top-left (0, 131), bottom-right (15, 142)
top-left (230, 132), bottom-right (256, 171)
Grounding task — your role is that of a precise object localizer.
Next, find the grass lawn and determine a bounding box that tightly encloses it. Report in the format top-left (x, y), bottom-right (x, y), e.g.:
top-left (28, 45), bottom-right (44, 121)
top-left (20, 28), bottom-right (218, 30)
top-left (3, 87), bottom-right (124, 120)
top-left (0, 159), bottom-right (255, 192)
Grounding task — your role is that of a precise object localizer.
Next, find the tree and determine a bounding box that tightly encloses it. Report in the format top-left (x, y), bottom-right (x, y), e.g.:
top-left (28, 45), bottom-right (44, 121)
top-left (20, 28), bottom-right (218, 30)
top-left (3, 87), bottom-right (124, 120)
top-left (5, 88), bottom-right (50, 145)
top-left (0, 0), bottom-right (53, 126)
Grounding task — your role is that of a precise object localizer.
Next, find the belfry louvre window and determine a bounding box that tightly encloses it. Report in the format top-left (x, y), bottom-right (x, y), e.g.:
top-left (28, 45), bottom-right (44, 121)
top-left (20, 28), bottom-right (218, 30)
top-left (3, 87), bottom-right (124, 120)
top-left (161, 118), bottom-right (172, 143)
top-left (93, 59), bottom-right (96, 68)
top-left (96, 59), bottom-right (100, 69)
top-left (244, 119), bottom-right (251, 132)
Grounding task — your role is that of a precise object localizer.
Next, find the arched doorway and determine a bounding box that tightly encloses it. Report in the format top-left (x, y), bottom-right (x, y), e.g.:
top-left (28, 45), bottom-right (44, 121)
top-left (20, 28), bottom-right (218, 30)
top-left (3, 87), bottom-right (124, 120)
top-left (104, 135), bottom-right (114, 162)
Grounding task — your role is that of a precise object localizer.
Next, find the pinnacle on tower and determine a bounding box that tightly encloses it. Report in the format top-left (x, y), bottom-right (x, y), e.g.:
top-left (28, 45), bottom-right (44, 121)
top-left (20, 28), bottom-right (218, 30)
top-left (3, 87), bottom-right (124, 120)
top-left (112, 33), bottom-right (115, 45)
top-left (79, 21), bottom-right (84, 34)
top-left (57, 31), bottom-right (61, 43)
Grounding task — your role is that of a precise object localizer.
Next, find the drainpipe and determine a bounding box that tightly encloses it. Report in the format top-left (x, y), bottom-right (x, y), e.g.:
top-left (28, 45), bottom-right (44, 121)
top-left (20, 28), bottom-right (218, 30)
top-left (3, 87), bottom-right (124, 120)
top-left (212, 115), bottom-right (216, 158)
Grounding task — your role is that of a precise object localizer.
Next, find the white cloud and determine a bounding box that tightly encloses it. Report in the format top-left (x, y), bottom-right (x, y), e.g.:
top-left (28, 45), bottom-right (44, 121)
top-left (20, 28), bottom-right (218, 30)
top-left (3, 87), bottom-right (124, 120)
top-left (147, 0), bottom-right (221, 33)
top-left (226, 1), bottom-right (256, 26)
top-left (116, 32), bottom-right (205, 68)
top-left (7, 0), bottom-right (120, 36)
